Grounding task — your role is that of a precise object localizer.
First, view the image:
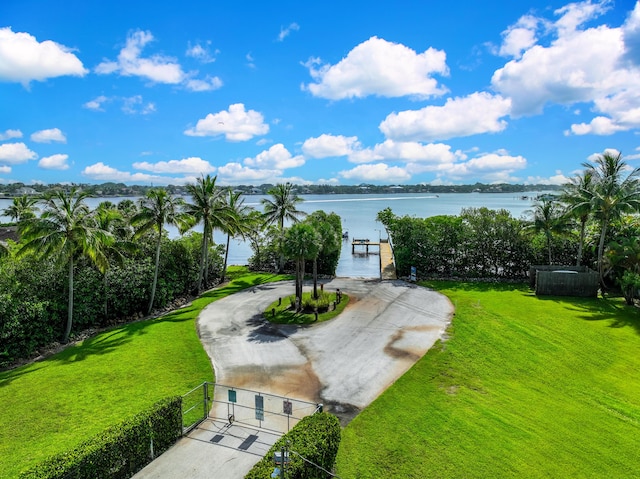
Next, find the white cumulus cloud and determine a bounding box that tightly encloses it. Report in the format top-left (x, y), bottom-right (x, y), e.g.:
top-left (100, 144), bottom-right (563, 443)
top-left (96, 30), bottom-right (185, 84)
top-left (184, 76), bottom-right (223, 92)
top-left (38, 154), bottom-right (69, 170)
top-left (339, 163), bottom-right (411, 182)
top-left (244, 144), bottom-right (305, 169)
top-left (82, 162), bottom-right (191, 185)
top-left (443, 152), bottom-right (527, 182)
top-left (216, 162), bottom-right (281, 184)
top-left (31, 128), bottom-right (66, 143)
top-left (133, 157), bottom-right (216, 174)
top-left (0, 142), bottom-right (38, 164)
top-left (0, 129), bottom-right (22, 141)
top-left (83, 95), bottom-right (109, 111)
top-left (184, 103), bottom-right (269, 141)
top-left (380, 92), bottom-right (511, 142)
top-left (0, 27), bottom-right (87, 86)
top-left (303, 36), bottom-right (448, 100)
top-left (301, 134), bottom-right (361, 158)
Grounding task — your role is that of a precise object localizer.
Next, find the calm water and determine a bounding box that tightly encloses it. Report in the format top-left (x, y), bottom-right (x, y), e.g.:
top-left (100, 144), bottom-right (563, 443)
top-left (0, 192), bottom-right (545, 278)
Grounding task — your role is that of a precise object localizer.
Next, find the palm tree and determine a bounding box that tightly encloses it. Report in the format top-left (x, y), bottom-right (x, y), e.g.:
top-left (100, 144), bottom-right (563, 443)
top-left (524, 198), bottom-right (570, 265)
top-left (560, 170), bottom-right (595, 266)
top-left (261, 182), bottom-right (306, 272)
top-left (17, 188), bottom-right (110, 343)
top-left (132, 188), bottom-right (186, 315)
top-left (283, 223), bottom-right (321, 310)
top-left (306, 211), bottom-right (341, 298)
top-left (95, 202), bottom-right (136, 317)
top-left (583, 152), bottom-right (640, 286)
top-left (220, 189), bottom-right (252, 283)
top-left (3, 195), bottom-right (39, 223)
top-left (183, 175), bottom-right (236, 292)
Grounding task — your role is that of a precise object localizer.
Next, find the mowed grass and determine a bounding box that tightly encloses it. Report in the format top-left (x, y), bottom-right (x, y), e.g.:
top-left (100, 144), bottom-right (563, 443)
top-left (336, 281), bottom-right (640, 478)
top-left (0, 267), bottom-right (291, 479)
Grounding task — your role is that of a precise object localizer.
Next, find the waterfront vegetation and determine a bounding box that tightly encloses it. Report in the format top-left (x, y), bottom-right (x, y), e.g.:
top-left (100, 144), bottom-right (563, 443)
top-left (0, 268), bottom-right (291, 479)
top-left (335, 281), bottom-right (640, 478)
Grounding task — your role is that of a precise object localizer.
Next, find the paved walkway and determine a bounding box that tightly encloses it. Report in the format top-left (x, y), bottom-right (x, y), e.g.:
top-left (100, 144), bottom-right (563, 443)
top-left (134, 278), bottom-right (453, 478)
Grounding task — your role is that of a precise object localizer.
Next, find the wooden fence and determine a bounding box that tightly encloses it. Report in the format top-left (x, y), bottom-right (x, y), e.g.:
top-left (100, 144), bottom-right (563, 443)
top-left (530, 265), bottom-right (599, 298)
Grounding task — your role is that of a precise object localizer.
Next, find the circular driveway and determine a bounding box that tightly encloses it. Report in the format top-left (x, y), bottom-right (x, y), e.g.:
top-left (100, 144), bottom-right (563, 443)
top-left (197, 278), bottom-right (453, 421)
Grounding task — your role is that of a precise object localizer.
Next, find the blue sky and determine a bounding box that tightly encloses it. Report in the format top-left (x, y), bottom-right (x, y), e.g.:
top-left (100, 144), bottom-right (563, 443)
top-left (1, 0), bottom-right (639, 186)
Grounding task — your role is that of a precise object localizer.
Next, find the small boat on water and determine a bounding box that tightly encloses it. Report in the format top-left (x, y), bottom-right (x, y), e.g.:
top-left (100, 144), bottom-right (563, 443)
top-left (342, 231), bottom-right (349, 239)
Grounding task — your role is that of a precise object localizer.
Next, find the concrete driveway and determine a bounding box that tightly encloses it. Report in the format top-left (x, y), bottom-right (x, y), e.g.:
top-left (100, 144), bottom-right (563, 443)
top-left (134, 278), bottom-right (453, 478)
top-left (198, 278), bottom-right (453, 422)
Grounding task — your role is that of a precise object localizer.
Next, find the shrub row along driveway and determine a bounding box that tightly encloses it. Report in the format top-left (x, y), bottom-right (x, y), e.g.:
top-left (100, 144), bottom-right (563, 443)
top-left (198, 278), bottom-right (454, 423)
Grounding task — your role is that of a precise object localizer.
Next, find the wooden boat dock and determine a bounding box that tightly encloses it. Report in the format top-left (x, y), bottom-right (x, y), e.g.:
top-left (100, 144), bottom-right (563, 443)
top-left (351, 238), bottom-right (396, 280)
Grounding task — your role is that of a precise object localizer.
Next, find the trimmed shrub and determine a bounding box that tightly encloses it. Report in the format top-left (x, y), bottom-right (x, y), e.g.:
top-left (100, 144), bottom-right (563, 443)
top-left (245, 412), bottom-right (341, 479)
top-left (19, 396), bottom-right (182, 479)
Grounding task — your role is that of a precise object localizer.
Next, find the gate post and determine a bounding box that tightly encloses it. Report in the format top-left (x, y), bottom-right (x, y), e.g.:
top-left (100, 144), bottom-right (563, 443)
top-left (203, 382), bottom-right (209, 419)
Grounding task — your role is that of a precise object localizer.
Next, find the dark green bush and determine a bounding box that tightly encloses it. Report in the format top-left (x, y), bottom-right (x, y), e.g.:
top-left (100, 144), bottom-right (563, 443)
top-left (19, 396), bottom-right (182, 479)
top-left (245, 412), bottom-right (341, 479)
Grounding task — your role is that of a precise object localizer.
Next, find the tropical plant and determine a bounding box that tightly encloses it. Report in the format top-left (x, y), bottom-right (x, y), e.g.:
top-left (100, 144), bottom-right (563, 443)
top-left (261, 182), bottom-right (306, 272)
top-left (17, 188), bottom-right (111, 343)
top-left (305, 211), bottom-right (341, 297)
top-left (220, 189), bottom-right (252, 282)
top-left (561, 170), bottom-right (596, 266)
top-left (583, 151), bottom-right (640, 286)
top-left (132, 188), bottom-right (187, 314)
top-left (94, 202), bottom-right (137, 317)
top-left (3, 194), bottom-right (39, 223)
top-left (524, 199), bottom-right (571, 265)
top-left (182, 175), bottom-right (234, 292)
top-left (283, 223), bottom-right (321, 310)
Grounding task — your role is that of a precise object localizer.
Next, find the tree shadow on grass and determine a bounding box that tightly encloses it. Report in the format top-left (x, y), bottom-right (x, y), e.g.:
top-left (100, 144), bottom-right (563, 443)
top-left (1, 273), bottom-right (293, 385)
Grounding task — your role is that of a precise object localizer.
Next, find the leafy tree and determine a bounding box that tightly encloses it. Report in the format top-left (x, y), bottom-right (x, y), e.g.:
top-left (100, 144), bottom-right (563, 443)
top-left (283, 223), bottom-right (321, 310)
top-left (561, 169), bottom-right (596, 266)
top-left (584, 152), bottom-right (640, 286)
top-left (132, 188), bottom-right (187, 314)
top-left (17, 188), bottom-right (111, 343)
top-left (262, 182), bottom-right (306, 272)
top-left (305, 211), bottom-right (341, 297)
top-left (3, 195), bottom-right (39, 223)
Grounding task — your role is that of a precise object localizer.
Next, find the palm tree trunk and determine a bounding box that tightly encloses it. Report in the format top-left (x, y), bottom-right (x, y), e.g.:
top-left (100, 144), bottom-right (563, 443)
top-left (577, 220), bottom-right (586, 266)
top-left (148, 232), bottom-right (162, 315)
top-left (313, 258), bottom-right (318, 299)
top-left (222, 233), bottom-right (231, 283)
top-left (103, 272), bottom-right (108, 319)
top-left (598, 219), bottom-right (608, 288)
top-left (294, 258), bottom-right (301, 310)
top-left (197, 231), bottom-right (207, 293)
top-left (64, 257), bottom-right (74, 343)
top-left (547, 233), bottom-right (552, 265)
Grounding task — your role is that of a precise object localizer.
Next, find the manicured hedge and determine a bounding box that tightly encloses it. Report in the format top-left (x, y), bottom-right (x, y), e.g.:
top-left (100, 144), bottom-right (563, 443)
top-left (19, 396), bottom-right (182, 479)
top-left (245, 412), bottom-right (341, 479)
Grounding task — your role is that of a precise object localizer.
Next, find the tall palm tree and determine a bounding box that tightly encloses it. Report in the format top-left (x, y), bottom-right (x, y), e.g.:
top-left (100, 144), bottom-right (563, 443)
top-left (524, 198), bottom-right (570, 265)
top-left (3, 195), bottom-right (39, 223)
top-left (220, 189), bottom-right (252, 283)
top-left (261, 182), bottom-right (306, 272)
top-left (583, 152), bottom-right (640, 286)
top-left (560, 170), bottom-right (595, 266)
top-left (183, 175), bottom-right (232, 292)
top-left (283, 222), bottom-right (321, 310)
top-left (132, 188), bottom-right (186, 314)
top-left (17, 188), bottom-right (110, 343)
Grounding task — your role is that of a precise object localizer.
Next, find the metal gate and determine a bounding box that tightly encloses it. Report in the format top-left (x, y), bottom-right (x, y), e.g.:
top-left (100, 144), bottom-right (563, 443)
top-left (182, 382), bottom-right (321, 434)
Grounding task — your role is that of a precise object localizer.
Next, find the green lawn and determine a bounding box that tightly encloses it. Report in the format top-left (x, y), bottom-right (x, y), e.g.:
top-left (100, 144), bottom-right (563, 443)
top-left (0, 268), bottom-right (290, 479)
top-left (335, 281), bottom-right (640, 478)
